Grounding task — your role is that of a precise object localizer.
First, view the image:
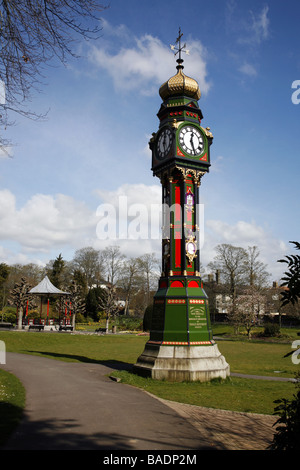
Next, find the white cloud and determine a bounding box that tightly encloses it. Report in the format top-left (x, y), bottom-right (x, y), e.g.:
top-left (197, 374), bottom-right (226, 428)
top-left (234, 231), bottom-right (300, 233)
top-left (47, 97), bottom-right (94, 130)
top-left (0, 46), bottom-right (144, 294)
top-left (251, 5), bottom-right (270, 42)
top-left (206, 219), bottom-right (266, 243)
top-left (239, 62), bottom-right (257, 77)
top-left (0, 190), bottom-right (97, 253)
top-left (204, 219), bottom-right (287, 281)
top-left (0, 184), bottom-right (287, 281)
top-left (0, 185), bottom-right (163, 264)
top-left (95, 183), bottom-right (162, 243)
top-left (238, 5), bottom-right (270, 45)
top-left (96, 183), bottom-right (161, 206)
top-left (88, 24), bottom-right (211, 96)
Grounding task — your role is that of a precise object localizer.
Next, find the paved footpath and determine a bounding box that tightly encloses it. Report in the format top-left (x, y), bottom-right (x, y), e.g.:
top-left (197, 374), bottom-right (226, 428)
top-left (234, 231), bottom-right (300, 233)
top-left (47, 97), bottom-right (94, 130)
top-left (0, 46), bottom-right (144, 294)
top-left (0, 353), bottom-right (277, 451)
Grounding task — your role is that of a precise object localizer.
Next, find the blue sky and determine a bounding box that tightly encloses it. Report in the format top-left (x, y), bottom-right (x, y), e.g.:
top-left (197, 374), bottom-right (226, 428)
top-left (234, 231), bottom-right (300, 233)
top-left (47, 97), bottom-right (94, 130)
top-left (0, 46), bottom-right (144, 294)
top-left (0, 0), bottom-right (299, 282)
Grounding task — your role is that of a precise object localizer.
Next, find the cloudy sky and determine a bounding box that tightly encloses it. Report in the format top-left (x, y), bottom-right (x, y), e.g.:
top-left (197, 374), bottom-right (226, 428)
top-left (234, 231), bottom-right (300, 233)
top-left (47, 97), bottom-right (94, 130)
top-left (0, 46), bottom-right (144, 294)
top-left (0, 0), bottom-right (299, 281)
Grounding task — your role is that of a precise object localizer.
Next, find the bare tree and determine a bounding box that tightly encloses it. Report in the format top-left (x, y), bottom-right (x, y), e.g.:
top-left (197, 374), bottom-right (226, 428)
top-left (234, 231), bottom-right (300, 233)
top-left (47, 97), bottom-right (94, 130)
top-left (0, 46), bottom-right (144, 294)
top-left (0, 0), bottom-right (106, 146)
top-left (68, 280), bottom-right (86, 329)
top-left (72, 246), bottom-right (103, 289)
top-left (102, 245), bottom-right (125, 286)
top-left (246, 246), bottom-right (270, 288)
top-left (209, 244), bottom-right (248, 300)
top-left (117, 257), bottom-right (140, 315)
top-left (97, 285), bottom-right (120, 333)
top-left (235, 286), bottom-right (265, 339)
top-left (9, 277), bottom-right (36, 329)
top-left (138, 253), bottom-right (160, 309)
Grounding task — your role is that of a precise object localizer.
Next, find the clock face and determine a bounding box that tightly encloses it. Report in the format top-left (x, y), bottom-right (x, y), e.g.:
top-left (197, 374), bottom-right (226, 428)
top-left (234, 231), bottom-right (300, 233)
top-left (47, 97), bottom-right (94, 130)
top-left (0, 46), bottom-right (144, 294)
top-left (156, 128), bottom-right (173, 159)
top-left (179, 125), bottom-right (204, 156)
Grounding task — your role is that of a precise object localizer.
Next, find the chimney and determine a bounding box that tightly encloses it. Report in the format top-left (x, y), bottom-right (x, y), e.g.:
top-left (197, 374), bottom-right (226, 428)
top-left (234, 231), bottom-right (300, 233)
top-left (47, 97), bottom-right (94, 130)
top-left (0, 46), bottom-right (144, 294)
top-left (216, 270), bottom-right (220, 285)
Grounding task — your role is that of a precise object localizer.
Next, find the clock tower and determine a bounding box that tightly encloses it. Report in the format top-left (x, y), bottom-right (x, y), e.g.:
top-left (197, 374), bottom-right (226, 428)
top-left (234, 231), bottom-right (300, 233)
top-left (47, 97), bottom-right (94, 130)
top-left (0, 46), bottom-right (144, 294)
top-left (134, 30), bottom-right (229, 382)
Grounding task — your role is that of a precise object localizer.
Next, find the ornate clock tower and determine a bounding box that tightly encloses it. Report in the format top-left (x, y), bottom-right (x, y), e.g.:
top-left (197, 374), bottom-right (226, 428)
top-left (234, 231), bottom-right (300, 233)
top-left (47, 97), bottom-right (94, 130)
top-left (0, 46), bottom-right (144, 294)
top-left (134, 30), bottom-right (229, 381)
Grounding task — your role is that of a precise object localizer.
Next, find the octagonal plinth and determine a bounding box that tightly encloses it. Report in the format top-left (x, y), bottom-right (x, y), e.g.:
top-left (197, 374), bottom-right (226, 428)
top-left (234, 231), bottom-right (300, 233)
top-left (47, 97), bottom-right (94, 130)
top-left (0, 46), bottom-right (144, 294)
top-left (133, 342), bottom-right (230, 382)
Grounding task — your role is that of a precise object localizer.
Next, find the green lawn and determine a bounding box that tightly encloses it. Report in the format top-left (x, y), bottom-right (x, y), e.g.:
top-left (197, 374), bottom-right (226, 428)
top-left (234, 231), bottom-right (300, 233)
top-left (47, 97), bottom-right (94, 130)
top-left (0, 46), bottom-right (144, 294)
top-left (112, 370), bottom-right (296, 415)
top-left (0, 330), bottom-right (297, 378)
top-left (0, 330), bottom-right (298, 419)
top-left (0, 368), bottom-right (25, 446)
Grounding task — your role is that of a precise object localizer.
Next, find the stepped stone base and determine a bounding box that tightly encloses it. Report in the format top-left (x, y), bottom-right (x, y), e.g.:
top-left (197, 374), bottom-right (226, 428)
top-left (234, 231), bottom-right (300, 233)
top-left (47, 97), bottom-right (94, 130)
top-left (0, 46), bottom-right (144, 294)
top-left (133, 342), bottom-right (230, 382)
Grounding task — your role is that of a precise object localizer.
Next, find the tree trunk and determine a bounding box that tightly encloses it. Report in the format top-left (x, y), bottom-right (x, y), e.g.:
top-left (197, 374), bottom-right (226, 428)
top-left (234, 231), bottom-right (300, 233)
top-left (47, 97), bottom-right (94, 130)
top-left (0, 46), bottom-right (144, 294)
top-left (17, 306), bottom-right (23, 330)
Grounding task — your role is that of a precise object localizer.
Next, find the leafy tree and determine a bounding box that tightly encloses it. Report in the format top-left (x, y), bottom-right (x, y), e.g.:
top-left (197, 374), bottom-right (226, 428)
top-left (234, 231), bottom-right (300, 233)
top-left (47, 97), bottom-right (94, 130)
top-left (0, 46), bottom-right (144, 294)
top-left (0, 263), bottom-right (10, 310)
top-left (270, 372), bottom-right (300, 450)
top-left (72, 269), bottom-right (88, 297)
top-left (278, 241), bottom-right (300, 306)
top-left (49, 253), bottom-right (65, 289)
top-left (269, 243), bottom-right (300, 449)
top-left (85, 286), bottom-right (104, 320)
top-left (0, 0), bottom-right (106, 147)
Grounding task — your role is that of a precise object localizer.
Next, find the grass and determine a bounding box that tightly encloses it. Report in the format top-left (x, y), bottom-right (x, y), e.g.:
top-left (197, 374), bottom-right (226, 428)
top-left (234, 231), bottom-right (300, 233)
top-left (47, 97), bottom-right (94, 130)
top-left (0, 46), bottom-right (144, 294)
top-left (212, 323), bottom-right (300, 341)
top-left (1, 329), bottom-right (297, 377)
top-left (112, 371), bottom-right (296, 415)
top-left (0, 368), bottom-right (25, 446)
top-left (0, 330), bottom-right (148, 365)
top-left (0, 329), bottom-right (299, 422)
top-left (217, 341), bottom-right (298, 377)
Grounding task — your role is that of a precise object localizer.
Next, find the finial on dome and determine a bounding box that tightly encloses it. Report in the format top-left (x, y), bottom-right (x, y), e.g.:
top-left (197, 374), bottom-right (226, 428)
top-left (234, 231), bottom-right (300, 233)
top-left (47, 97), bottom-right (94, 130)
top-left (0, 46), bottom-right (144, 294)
top-left (170, 27), bottom-right (190, 71)
top-left (159, 29), bottom-right (200, 101)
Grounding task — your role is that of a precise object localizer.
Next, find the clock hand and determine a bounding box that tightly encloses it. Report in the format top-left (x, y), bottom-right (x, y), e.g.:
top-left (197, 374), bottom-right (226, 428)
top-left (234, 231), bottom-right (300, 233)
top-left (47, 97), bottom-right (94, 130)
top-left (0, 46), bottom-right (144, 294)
top-left (163, 134), bottom-right (167, 150)
top-left (190, 132), bottom-right (196, 153)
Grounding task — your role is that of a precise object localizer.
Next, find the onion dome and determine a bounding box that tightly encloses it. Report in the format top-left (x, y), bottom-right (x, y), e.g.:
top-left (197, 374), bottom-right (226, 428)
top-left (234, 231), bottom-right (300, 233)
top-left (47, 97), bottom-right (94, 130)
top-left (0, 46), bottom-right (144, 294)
top-left (159, 63), bottom-right (201, 101)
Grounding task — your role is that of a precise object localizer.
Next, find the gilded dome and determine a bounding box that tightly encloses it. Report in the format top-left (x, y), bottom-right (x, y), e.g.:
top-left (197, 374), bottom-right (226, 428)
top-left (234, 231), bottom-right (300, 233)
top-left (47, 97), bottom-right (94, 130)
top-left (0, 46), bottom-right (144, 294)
top-left (159, 66), bottom-right (201, 101)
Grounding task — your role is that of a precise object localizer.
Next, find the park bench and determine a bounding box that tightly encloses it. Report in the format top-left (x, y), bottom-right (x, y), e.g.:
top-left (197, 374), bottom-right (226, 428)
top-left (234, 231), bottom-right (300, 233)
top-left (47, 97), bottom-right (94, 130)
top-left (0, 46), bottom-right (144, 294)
top-left (95, 327), bottom-right (108, 334)
top-left (29, 324), bottom-right (44, 331)
top-left (59, 325), bottom-right (73, 331)
top-left (0, 322), bottom-right (13, 329)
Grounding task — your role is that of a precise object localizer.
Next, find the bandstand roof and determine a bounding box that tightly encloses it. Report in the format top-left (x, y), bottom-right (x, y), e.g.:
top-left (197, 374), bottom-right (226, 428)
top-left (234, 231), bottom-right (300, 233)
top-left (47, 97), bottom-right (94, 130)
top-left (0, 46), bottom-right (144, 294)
top-left (29, 276), bottom-right (69, 295)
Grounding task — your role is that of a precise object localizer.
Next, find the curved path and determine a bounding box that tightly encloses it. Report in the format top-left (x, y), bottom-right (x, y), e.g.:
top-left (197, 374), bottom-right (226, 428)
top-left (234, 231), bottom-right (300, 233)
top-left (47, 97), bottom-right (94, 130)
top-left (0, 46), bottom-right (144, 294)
top-left (1, 353), bottom-right (277, 451)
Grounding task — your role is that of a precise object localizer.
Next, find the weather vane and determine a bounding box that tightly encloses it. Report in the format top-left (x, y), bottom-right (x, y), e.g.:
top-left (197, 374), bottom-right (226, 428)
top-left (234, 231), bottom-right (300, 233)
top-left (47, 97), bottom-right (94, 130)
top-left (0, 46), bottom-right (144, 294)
top-left (170, 28), bottom-right (190, 63)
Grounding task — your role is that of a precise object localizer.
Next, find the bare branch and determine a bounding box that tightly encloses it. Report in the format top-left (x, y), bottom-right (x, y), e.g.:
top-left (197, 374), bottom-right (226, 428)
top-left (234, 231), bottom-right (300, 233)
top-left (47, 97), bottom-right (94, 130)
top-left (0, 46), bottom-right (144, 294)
top-left (0, 0), bottom-right (107, 146)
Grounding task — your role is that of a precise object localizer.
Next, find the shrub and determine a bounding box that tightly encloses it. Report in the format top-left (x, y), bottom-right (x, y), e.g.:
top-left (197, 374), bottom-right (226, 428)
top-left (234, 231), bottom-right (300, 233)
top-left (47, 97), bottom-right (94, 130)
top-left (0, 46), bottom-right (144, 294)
top-left (117, 317), bottom-right (143, 331)
top-left (270, 372), bottom-right (300, 450)
top-left (263, 323), bottom-right (281, 337)
top-left (0, 311), bottom-right (16, 324)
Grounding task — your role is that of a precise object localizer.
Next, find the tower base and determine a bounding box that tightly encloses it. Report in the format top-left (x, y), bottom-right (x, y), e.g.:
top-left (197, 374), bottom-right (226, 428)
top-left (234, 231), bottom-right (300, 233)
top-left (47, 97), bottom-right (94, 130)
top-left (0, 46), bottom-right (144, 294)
top-left (133, 342), bottom-right (230, 382)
